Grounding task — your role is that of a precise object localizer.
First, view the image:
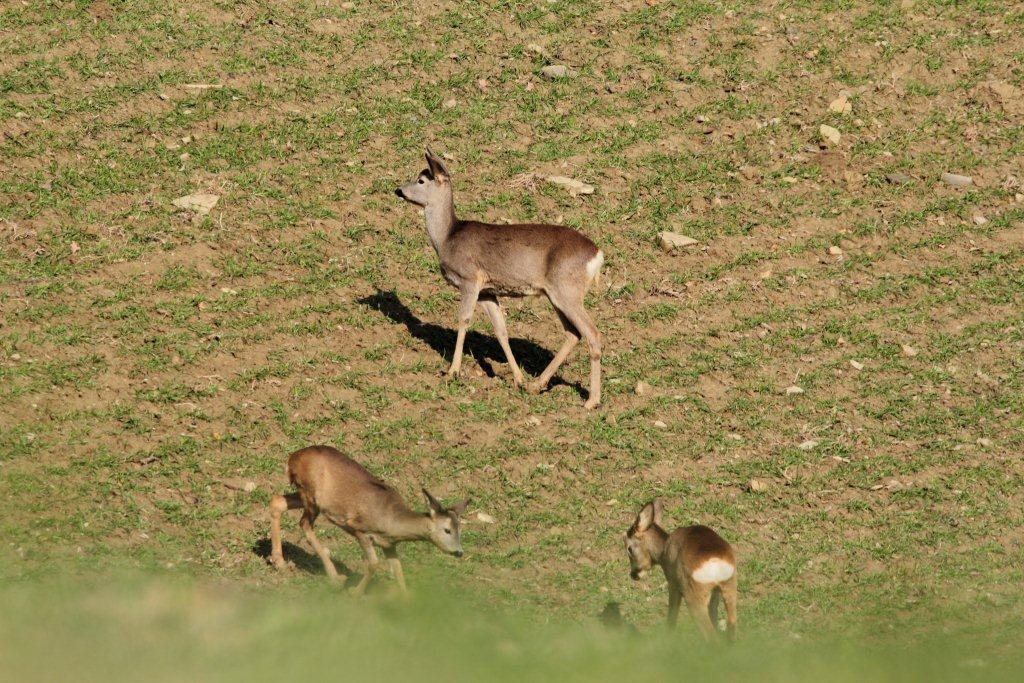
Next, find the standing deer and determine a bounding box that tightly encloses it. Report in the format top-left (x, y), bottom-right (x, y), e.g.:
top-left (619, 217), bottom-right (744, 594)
top-left (394, 149), bottom-right (604, 409)
top-left (624, 500), bottom-right (738, 641)
top-left (269, 445), bottom-right (468, 595)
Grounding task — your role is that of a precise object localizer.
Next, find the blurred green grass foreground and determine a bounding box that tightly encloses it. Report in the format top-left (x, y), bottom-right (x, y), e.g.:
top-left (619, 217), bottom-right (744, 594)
top-left (1, 572), bottom-right (1021, 683)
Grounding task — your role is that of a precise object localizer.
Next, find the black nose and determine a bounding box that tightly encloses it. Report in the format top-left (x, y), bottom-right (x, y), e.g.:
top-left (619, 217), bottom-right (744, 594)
top-left (630, 570), bottom-right (640, 581)
top-left (394, 188), bottom-right (404, 198)
top-left (454, 550), bottom-right (463, 558)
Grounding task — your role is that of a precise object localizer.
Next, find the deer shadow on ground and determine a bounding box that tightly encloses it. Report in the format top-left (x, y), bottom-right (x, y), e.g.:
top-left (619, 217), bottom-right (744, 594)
top-left (599, 601), bottom-right (640, 635)
top-left (358, 290), bottom-right (584, 397)
top-left (252, 538), bottom-right (363, 589)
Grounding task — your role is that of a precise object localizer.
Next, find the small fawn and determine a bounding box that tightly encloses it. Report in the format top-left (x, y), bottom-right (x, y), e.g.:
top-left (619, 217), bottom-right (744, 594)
top-left (269, 445), bottom-right (468, 595)
top-left (624, 500), bottom-right (738, 641)
top-left (395, 149), bottom-right (604, 409)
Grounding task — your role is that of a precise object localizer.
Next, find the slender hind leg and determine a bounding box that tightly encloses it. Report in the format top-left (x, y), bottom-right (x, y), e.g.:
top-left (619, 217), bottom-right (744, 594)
top-left (300, 510), bottom-right (339, 582)
top-left (709, 587), bottom-right (722, 633)
top-left (542, 288), bottom-right (601, 409)
top-left (269, 492), bottom-right (302, 568)
top-left (721, 575), bottom-right (738, 642)
top-left (528, 309), bottom-right (580, 394)
top-left (686, 583), bottom-right (718, 642)
top-left (567, 307), bottom-right (601, 409)
top-left (479, 295), bottom-right (524, 387)
top-left (350, 532), bottom-right (380, 596)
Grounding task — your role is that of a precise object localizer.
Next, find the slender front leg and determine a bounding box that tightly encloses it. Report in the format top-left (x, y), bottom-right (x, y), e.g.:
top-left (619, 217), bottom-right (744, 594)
top-left (447, 280), bottom-right (482, 377)
top-left (350, 532), bottom-right (380, 596)
top-left (479, 295), bottom-right (524, 386)
top-left (383, 546), bottom-right (408, 593)
top-left (300, 511), bottom-right (339, 582)
top-left (269, 492), bottom-right (302, 568)
top-left (667, 583), bottom-right (682, 628)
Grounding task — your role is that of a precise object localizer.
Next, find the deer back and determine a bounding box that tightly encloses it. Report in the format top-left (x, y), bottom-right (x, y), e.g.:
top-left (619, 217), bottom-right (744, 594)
top-left (287, 446), bottom-right (413, 532)
top-left (442, 221), bottom-right (600, 294)
top-left (667, 525), bottom-right (736, 583)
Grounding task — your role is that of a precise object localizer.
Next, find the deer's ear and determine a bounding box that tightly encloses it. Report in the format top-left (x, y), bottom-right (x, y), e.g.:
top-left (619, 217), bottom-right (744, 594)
top-left (423, 488), bottom-right (443, 517)
top-left (651, 498), bottom-right (663, 527)
top-left (450, 498), bottom-right (469, 516)
top-left (636, 501), bottom-right (657, 532)
top-left (425, 148), bottom-right (449, 179)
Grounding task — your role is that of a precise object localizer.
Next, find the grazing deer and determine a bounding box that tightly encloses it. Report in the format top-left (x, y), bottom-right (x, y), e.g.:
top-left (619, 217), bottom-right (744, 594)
top-left (624, 500), bottom-right (737, 641)
top-left (395, 149), bottom-right (604, 409)
top-left (269, 445), bottom-right (468, 594)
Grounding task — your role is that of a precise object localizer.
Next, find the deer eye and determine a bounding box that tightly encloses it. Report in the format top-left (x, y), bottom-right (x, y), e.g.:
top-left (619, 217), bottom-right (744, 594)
top-left (444, 528), bottom-right (452, 534)
top-left (418, 178), bottom-right (425, 184)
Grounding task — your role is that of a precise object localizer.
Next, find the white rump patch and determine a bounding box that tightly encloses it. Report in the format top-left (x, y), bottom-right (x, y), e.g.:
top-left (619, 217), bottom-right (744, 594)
top-left (691, 558), bottom-right (735, 584)
top-left (586, 250), bottom-right (604, 282)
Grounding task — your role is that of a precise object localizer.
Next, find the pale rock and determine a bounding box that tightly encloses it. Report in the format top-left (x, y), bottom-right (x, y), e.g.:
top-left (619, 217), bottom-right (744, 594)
top-left (540, 65), bottom-right (572, 79)
top-left (886, 172), bottom-right (913, 184)
top-left (828, 95), bottom-right (852, 115)
top-left (941, 172), bottom-right (973, 187)
top-left (901, 344), bottom-right (918, 357)
top-left (785, 385), bottom-right (804, 395)
top-left (223, 479), bottom-right (257, 493)
top-left (658, 231), bottom-right (698, 252)
top-left (172, 193), bottom-right (219, 215)
top-left (653, 420), bottom-right (668, 429)
top-left (798, 440), bottom-right (819, 451)
top-left (546, 175), bottom-right (594, 196)
top-left (475, 511), bottom-right (497, 524)
top-left (827, 245), bottom-right (843, 256)
top-left (819, 124), bottom-right (841, 146)
top-left (850, 360), bottom-right (864, 370)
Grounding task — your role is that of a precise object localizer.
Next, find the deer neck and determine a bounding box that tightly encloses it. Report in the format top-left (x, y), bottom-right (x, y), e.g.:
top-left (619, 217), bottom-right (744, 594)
top-left (423, 191), bottom-right (455, 254)
top-left (646, 526), bottom-right (670, 567)
top-left (384, 509), bottom-right (433, 543)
